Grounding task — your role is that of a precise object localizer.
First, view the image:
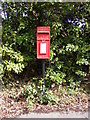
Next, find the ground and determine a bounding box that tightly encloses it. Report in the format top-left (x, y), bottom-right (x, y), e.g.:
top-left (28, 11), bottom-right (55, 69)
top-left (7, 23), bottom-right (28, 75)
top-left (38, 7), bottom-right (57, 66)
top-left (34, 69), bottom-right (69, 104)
top-left (0, 89), bottom-right (88, 120)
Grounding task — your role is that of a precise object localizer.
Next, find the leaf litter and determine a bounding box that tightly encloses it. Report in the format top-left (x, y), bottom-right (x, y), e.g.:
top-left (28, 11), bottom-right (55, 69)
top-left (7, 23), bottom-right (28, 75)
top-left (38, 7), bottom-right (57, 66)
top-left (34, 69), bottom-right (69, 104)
top-left (0, 88), bottom-right (88, 119)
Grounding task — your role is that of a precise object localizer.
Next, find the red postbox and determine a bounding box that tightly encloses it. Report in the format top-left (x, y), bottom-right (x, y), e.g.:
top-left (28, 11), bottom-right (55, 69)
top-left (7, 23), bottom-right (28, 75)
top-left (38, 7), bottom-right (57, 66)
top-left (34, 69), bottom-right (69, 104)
top-left (37, 26), bottom-right (50, 59)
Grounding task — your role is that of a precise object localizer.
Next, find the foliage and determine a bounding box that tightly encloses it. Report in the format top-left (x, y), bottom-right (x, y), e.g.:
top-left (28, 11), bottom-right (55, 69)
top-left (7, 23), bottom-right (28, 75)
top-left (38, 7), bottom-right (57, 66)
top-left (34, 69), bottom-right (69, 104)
top-left (22, 83), bottom-right (37, 110)
top-left (2, 44), bottom-right (25, 73)
top-left (1, 3), bottom-right (89, 91)
top-left (0, 63), bottom-right (4, 83)
top-left (37, 89), bottom-right (59, 105)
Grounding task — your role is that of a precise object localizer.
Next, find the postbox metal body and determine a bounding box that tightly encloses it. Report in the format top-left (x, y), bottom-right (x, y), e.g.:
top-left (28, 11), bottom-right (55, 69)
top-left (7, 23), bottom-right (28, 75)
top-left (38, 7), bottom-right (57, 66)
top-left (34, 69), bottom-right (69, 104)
top-left (37, 26), bottom-right (50, 59)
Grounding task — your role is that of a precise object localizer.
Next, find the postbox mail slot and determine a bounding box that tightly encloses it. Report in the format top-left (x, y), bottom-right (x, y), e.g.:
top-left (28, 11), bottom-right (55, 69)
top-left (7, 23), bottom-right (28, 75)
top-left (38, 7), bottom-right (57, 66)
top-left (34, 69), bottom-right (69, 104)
top-left (37, 38), bottom-right (49, 40)
top-left (38, 31), bottom-right (49, 34)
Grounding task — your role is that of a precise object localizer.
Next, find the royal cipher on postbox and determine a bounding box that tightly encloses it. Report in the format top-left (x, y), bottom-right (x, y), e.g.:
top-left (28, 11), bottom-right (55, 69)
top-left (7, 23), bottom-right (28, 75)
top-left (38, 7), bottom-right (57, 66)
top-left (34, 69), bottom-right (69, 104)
top-left (37, 26), bottom-right (50, 59)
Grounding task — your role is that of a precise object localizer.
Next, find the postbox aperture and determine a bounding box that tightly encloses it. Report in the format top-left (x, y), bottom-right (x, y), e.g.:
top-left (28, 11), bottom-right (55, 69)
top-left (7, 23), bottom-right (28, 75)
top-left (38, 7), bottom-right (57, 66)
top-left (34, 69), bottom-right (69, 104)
top-left (37, 26), bottom-right (50, 59)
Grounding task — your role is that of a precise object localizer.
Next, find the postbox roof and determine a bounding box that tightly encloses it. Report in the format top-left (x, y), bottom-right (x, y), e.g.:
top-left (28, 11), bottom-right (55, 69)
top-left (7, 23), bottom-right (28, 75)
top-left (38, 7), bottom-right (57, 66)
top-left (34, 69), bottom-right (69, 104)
top-left (37, 26), bottom-right (50, 32)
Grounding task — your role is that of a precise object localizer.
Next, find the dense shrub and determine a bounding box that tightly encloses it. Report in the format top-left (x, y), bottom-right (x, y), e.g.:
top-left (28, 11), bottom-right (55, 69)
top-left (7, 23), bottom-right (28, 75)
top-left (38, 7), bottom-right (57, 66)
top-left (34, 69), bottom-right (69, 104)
top-left (1, 2), bottom-right (89, 88)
